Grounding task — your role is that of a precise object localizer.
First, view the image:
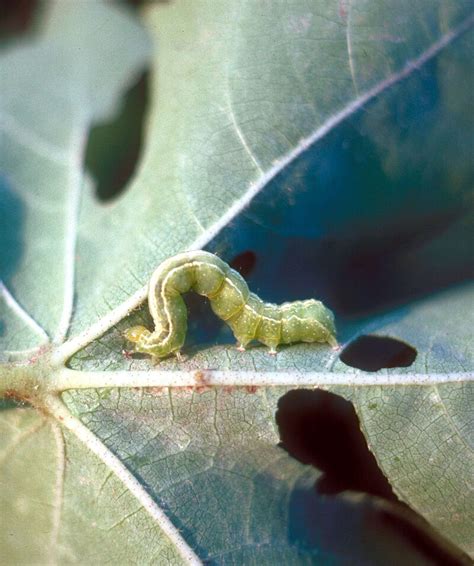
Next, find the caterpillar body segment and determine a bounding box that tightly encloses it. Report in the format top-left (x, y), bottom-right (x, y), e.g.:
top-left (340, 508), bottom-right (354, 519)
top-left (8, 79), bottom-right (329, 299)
top-left (124, 251), bottom-right (337, 359)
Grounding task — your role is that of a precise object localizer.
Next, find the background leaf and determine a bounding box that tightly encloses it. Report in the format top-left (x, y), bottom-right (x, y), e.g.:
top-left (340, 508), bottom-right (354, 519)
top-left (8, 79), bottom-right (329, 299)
top-left (0, 0), bottom-right (150, 349)
top-left (68, 0), bottom-right (474, 336)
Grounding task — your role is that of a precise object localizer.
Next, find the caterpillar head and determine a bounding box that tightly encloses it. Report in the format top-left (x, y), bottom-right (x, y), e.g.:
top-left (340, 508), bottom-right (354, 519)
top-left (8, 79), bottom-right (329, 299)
top-left (124, 324), bottom-right (174, 358)
top-left (123, 325), bottom-right (151, 347)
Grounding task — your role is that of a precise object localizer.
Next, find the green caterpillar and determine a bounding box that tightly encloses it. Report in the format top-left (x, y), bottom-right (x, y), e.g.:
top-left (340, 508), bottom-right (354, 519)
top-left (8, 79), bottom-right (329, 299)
top-left (124, 250), bottom-right (337, 359)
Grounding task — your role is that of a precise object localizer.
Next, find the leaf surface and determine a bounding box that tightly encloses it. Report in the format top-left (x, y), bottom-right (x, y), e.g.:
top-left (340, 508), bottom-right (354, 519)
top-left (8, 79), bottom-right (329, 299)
top-left (1, 1), bottom-right (473, 563)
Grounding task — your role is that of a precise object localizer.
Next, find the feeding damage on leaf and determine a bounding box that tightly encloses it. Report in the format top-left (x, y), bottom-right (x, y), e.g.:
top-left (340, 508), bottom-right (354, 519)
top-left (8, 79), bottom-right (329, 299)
top-left (124, 250), bottom-right (337, 360)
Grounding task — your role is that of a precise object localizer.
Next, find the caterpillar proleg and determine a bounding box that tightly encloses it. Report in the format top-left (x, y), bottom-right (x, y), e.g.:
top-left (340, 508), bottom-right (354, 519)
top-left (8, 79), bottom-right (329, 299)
top-left (124, 251), bottom-right (337, 359)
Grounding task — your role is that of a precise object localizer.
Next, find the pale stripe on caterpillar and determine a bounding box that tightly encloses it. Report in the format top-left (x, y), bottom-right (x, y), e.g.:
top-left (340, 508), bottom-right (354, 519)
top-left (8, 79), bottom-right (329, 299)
top-left (124, 251), bottom-right (337, 360)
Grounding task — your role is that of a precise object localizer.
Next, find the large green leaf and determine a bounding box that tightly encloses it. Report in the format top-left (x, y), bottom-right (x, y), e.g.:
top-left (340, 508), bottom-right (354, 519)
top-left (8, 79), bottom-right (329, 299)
top-left (1, 1), bottom-right (473, 563)
top-left (0, 0), bottom-right (150, 350)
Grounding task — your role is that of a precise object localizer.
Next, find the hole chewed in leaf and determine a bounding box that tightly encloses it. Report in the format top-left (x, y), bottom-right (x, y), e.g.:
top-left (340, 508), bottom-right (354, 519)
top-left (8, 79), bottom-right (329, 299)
top-left (277, 390), bottom-right (472, 565)
top-left (340, 335), bottom-right (417, 372)
top-left (0, 0), bottom-right (38, 39)
top-left (85, 70), bottom-right (150, 202)
top-left (229, 250), bottom-right (257, 278)
top-left (276, 389), bottom-right (396, 499)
